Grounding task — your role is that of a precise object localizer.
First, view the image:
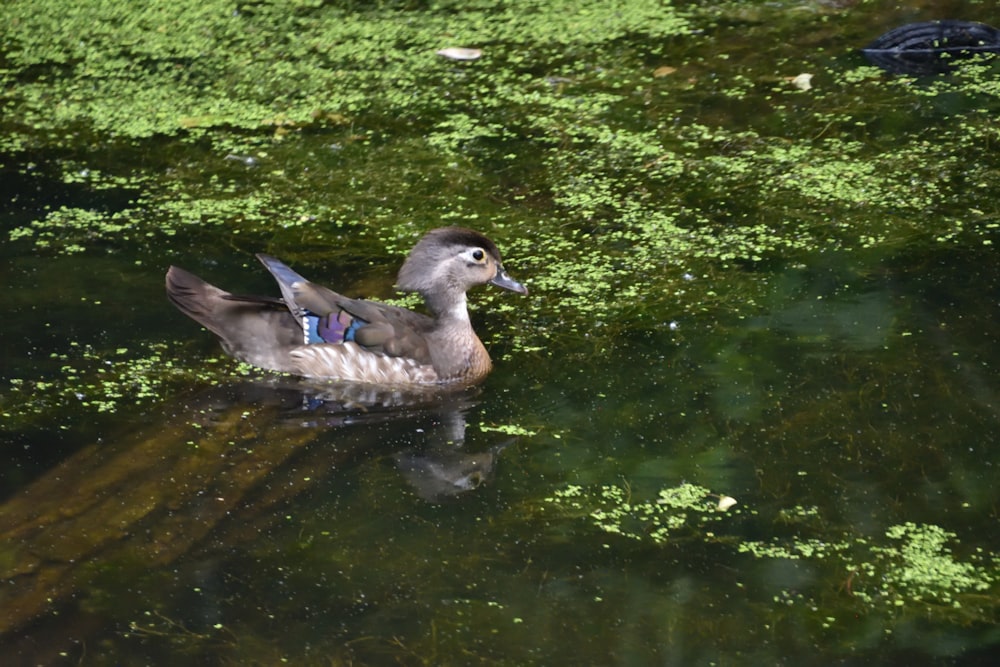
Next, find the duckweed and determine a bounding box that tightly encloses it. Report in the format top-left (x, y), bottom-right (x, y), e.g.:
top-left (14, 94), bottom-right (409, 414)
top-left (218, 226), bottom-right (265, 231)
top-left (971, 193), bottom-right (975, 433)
top-left (546, 483), bottom-right (998, 619)
top-left (546, 482), bottom-right (733, 544)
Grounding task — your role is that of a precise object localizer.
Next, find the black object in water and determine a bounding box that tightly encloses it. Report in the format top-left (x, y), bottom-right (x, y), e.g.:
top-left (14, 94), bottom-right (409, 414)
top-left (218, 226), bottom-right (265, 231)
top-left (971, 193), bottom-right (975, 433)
top-left (863, 20), bottom-right (1000, 74)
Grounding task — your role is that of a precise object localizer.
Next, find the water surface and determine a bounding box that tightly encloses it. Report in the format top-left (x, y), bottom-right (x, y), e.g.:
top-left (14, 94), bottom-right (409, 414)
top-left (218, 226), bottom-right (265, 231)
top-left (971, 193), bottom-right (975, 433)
top-left (2, 0), bottom-right (999, 664)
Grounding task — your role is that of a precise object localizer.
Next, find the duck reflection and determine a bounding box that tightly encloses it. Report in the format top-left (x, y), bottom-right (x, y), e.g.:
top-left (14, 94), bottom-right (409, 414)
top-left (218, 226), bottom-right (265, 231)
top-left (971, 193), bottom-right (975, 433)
top-left (0, 376), bottom-right (515, 640)
top-left (192, 376), bottom-right (510, 501)
top-left (392, 407), bottom-right (513, 502)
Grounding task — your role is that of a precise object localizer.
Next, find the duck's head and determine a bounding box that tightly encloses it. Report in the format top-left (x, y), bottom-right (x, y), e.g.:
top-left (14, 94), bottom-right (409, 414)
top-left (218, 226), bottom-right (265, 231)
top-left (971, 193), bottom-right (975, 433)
top-left (396, 227), bottom-right (528, 301)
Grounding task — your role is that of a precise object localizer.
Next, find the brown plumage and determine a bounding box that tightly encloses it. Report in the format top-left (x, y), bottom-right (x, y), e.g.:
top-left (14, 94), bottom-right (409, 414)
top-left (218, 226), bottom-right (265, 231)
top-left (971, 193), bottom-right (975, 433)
top-left (165, 227), bottom-right (527, 385)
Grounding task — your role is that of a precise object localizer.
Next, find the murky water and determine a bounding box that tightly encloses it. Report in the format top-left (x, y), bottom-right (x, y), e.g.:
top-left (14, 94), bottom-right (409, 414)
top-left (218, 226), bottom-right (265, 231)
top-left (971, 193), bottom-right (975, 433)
top-left (3, 1), bottom-right (1000, 664)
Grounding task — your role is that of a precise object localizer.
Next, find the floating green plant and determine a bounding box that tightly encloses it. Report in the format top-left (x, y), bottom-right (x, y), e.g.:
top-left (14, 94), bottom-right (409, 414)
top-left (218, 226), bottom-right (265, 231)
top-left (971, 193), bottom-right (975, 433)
top-left (547, 483), bottom-right (999, 618)
top-left (1, 343), bottom-right (227, 423)
top-left (863, 522), bottom-right (996, 608)
top-left (545, 482), bottom-right (736, 544)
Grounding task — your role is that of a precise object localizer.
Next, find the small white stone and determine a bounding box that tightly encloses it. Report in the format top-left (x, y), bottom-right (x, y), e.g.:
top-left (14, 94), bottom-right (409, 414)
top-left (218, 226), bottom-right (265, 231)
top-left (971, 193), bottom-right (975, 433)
top-left (789, 73), bottom-right (813, 91)
top-left (436, 47), bottom-right (483, 61)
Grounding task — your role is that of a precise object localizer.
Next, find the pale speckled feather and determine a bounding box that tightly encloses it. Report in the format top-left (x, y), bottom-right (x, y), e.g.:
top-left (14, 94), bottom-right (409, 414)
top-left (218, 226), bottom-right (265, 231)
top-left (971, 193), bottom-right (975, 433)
top-left (290, 342), bottom-right (440, 384)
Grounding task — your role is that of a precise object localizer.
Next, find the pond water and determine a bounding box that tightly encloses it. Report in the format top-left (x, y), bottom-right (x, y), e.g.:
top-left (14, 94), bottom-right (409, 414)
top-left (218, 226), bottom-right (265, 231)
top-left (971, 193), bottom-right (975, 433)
top-left (2, 1), bottom-right (999, 665)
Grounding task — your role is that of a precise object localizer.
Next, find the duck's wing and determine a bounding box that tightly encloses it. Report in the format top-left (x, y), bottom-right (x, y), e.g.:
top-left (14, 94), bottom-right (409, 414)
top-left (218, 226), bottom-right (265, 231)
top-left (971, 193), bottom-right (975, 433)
top-left (257, 254), bottom-right (434, 364)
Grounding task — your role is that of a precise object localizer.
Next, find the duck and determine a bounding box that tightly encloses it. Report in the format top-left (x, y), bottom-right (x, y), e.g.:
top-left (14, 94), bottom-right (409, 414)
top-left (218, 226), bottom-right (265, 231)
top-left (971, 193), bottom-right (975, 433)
top-left (165, 227), bottom-right (528, 386)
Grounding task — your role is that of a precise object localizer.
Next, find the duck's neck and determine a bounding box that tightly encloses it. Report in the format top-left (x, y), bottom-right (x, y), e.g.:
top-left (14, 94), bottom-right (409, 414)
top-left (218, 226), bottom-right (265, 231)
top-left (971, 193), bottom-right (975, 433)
top-left (424, 290), bottom-right (470, 325)
top-left (423, 290), bottom-right (492, 382)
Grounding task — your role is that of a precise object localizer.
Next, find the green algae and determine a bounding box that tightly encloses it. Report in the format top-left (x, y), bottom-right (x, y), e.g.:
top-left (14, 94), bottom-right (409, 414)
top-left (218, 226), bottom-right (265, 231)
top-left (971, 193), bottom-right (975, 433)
top-left (1, 0), bottom-right (691, 140)
top-left (546, 483), bottom-right (999, 621)
top-left (5, 0), bottom-right (999, 323)
top-left (1, 343), bottom-right (228, 424)
top-left (868, 523), bottom-right (996, 608)
top-left (547, 482), bottom-right (733, 544)
top-left (479, 423), bottom-right (537, 437)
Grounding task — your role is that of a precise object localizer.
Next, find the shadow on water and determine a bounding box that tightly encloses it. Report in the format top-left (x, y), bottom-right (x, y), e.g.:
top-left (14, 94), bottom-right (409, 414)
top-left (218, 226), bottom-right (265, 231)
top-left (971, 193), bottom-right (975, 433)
top-left (0, 378), bottom-right (508, 661)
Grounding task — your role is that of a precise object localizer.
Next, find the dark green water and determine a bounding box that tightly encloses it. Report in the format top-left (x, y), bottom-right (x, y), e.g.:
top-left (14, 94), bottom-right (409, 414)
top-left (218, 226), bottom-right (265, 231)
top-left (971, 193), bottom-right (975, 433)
top-left (2, 0), bottom-right (1000, 664)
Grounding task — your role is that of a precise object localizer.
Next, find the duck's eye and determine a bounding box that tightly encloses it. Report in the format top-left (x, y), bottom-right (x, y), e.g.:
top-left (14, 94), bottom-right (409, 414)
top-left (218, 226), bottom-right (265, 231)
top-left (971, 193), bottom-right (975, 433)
top-left (472, 249), bottom-right (484, 261)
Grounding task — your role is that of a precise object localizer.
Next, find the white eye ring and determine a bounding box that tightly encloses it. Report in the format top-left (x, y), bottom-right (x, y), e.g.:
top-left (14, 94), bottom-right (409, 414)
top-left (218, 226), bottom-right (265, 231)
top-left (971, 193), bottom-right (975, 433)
top-left (464, 247), bottom-right (486, 263)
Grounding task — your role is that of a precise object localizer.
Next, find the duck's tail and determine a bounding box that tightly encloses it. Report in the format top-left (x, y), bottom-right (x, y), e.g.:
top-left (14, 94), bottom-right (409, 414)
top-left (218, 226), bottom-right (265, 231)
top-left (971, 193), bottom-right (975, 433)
top-left (166, 266), bottom-right (300, 371)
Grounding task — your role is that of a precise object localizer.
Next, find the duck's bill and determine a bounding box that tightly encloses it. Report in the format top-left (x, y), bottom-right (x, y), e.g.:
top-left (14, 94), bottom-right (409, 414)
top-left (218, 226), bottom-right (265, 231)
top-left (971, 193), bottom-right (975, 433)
top-left (490, 266), bottom-right (529, 295)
